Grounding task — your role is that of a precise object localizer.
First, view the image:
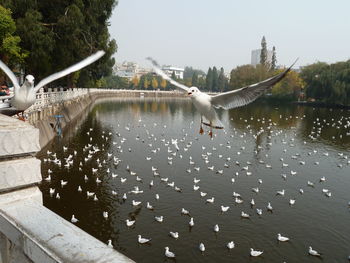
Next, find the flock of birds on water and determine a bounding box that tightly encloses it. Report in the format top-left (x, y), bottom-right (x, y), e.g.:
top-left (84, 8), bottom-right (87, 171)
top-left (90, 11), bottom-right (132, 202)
top-left (41, 108), bottom-right (350, 262)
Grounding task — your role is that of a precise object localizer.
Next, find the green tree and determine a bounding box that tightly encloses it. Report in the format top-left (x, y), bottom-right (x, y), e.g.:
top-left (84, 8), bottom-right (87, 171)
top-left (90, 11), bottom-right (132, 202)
top-left (0, 5), bottom-right (27, 67)
top-left (271, 69), bottom-right (304, 100)
top-left (271, 46), bottom-right (277, 70)
top-left (212, 66), bottom-right (218, 92)
top-left (217, 67), bottom-right (226, 92)
top-left (260, 36), bottom-right (267, 66)
top-left (230, 64), bottom-right (259, 89)
top-left (300, 60), bottom-right (350, 105)
top-left (191, 71), bottom-right (198, 87)
top-left (2, 0), bottom-right (117, 88)
top-left (300, 62), bottom-right (329, 99)
top-left (206, 67), bottom-right (213, 91)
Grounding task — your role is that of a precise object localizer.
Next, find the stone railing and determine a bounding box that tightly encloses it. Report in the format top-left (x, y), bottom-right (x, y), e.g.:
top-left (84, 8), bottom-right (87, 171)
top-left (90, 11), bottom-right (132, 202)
top-left (27, 88), bottom-right (92, 112)
top-left (26, 88), bottom-right (186, 112)
top-left (0, 114), bottom-right (134, 263)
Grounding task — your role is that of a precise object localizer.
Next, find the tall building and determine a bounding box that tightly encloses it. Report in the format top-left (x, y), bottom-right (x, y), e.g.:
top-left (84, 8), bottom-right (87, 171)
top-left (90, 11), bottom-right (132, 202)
top-left (251, 49), bottom-right (273, 66)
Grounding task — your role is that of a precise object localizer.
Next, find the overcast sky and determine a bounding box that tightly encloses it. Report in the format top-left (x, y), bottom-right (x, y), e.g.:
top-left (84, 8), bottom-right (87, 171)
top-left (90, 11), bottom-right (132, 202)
top-left (109, 0), bottom-right (350, 72)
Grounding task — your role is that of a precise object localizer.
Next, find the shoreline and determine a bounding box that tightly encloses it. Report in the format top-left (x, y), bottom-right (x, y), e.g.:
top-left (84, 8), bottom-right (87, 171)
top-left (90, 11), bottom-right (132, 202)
top-left (292, 101), bottom-right (350, 109)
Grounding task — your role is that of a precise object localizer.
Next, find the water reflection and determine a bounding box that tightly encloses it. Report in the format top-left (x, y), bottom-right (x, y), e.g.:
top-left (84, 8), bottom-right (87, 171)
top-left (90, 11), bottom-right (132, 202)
top-left (38, 98), bottom-right (350, 263)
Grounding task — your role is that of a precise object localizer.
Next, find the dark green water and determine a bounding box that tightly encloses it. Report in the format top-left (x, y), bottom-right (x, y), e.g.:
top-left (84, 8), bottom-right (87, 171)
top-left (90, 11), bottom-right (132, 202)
top-left (38, 98), bottom-right (350, 262)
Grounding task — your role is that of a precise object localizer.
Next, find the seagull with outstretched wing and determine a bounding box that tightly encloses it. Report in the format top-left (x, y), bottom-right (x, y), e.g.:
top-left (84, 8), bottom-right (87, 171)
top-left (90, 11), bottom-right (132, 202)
top-left (0, 50), bottom-right (105, 120)
top-left (147, 57), bottom-right (297, 137)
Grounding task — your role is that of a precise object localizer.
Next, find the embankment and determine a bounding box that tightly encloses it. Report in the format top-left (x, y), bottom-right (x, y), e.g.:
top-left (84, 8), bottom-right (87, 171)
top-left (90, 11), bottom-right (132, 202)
top-left (28, 90), bottom-right (185, 148)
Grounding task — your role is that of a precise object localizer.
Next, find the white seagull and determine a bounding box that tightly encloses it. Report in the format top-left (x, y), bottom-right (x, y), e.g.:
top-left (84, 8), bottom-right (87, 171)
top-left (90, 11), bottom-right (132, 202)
top-left (0, 51), bottom-right (105, 119)
top-left (165, 247), bottom-right (175, 258)
top-left (308, 246), bottom-right (321, 257)
top-left (138, 235), bottom-right (151, 244)
top-left (227, 241), bottom-right (235, 249)
top-left (277, 233), bottom-right (290, 242)
top-left (169, 231), bottom-right (179, 239)
top-left (250, 248), bottom-right (263, 257)
top-left (71, 214), bottom-right (78, 223)
top-left (147, 57), bottom-right (296, 137)
top-left (199, 243), bottom-right (205, 252)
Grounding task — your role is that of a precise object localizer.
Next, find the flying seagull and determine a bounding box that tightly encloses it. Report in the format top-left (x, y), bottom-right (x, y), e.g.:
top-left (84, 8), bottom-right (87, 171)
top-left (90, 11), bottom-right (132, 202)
top-left (0, 50), bottom-right (105, 120)
top-left (147, 57), bottom-right (297, 137)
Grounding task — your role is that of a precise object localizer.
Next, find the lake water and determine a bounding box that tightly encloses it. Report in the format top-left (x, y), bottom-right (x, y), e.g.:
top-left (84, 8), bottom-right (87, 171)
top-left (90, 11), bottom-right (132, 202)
top-left (38, 98), bottom-right (350, 262)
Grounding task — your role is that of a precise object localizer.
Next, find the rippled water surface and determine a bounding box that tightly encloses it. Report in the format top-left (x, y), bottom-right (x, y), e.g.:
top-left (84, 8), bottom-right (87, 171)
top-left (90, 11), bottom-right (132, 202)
top-left (38, 98), bottom-right (350, 262)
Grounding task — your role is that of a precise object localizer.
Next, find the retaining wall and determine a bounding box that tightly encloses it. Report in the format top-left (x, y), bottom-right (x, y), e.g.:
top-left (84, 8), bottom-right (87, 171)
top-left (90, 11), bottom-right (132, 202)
top-left (28, 89), bottom-right (186, 149)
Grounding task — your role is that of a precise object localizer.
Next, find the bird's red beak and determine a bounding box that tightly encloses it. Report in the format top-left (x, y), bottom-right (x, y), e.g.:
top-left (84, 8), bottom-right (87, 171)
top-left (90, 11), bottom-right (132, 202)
top-left (188, 92), bottom-right (192, 96)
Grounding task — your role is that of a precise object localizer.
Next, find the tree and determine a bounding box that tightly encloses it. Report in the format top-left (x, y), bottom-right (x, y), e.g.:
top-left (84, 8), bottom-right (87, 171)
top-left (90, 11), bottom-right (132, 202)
top-left (300, 62), bottom-right (329, 100)
top-left (151, 77), bottom-right (158, 89)
top-left (160, 78), bottom-right (167, 89)
top-left (271, 69), bottom-right (304, 100)
top-left (230, 64), bottom-right (260, 89)
top-left (131, 76), bottom-right (139, 89)
top-left (260, 36), bottom-right (267, 66)
top-left (271, 46), bottom-right (277, 70)
top-left (0, 5), bottom-right (27, 67)
top-left (143, 78), bottom-right (150, 90)
top-left (212, 66), bottom-right (218, 92)
top-left (217, 67), bottom-right (226, 92)
top-left (2, 0), bottom-right (118, 88)
top-left (300, 60), bottom-right (350, 105)
top-left (206, 67), bottom-right (213, 91)
top-left (191, 71), bottom-right (198, 87)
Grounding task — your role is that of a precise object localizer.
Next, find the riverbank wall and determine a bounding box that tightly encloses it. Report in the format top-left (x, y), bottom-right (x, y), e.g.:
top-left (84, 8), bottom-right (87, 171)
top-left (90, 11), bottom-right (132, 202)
top-left (28, 89), bottom-right (186, 149)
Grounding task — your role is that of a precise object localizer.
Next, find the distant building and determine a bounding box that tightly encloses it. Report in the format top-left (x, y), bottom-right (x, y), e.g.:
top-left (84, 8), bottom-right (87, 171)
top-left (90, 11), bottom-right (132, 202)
top-left (114, 61), bottom-right (151, 80)
top-left (251, 49), bottom-right (273, 66)
top-left (161, 66), bottom-right (184, 80)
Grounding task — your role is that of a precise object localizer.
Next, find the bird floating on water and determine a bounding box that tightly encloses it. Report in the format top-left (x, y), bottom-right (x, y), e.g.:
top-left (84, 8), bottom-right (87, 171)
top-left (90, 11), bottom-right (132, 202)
top-left (71, 214), bottom-right (78, 223)
top-left (169, 231), bottom-right (179, 239)
top-left (277, 233), bottom-right (290, 242)
top-left (165, 247), bottom-right (175, 258)
top-left (250, 248), bottom-right (263, 257)
top-left (199, 243), bottom-right (205, 252)
top-left (308, 246), bottom-right (321, 257)
top-left (138, 235), bottom-right (151, 244)
top-left (227, 241), bottom-right (235, 249)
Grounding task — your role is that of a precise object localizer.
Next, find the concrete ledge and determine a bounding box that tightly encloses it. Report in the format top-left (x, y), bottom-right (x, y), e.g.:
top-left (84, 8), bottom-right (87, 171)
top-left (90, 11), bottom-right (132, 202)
top-left (0, 193), bottom-right (134, 263)
top-left (0, 158), bottom-right (41, 193)
top-left (0, 115), bottom-right (40, 158)
top-left (0, 187), bottom-right (42, 206)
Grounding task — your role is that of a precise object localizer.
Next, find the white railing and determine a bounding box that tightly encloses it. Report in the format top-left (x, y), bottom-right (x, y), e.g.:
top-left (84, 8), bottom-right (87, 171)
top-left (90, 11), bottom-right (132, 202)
top-left (0, 88), bottom-right (188, 113)
top-left (27, 88), bottom-right (187, 112)
top-left (27, 87), bottom-right (89, 112)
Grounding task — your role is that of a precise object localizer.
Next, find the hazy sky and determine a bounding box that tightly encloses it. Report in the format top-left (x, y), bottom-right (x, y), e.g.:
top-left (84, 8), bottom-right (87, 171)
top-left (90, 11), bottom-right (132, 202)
top-left (109, 0), bottom-right (350, 72)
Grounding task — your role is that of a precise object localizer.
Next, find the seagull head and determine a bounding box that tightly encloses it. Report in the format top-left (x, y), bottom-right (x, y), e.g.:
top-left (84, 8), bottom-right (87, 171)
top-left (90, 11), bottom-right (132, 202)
top-left (25, 75), bottom-right (35, 87)
top-left (188, 87), bottom-right (199, 97)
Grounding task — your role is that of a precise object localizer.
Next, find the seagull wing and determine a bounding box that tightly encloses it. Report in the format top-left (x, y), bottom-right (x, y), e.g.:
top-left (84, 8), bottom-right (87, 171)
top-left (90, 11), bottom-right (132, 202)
top-left (34, 50), bottom-right (105, 93)
top-left (146, 57), bottom-right (189, 92)
top-left (211, 59), bottom-right (298, 110)
top-left (0, 59), bottom-right (20, 99)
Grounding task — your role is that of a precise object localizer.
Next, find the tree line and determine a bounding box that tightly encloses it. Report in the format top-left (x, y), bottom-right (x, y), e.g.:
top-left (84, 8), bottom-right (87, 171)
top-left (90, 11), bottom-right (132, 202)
top-left (300, 60), bottom-right (350, 105)
top-left (0, 1), bottom-right (117, 89)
